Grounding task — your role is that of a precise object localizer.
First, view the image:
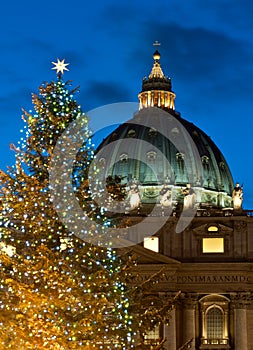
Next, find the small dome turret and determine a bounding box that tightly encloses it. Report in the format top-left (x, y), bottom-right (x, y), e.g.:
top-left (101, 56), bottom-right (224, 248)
top-left (138, 45), bottom-right (176, 110)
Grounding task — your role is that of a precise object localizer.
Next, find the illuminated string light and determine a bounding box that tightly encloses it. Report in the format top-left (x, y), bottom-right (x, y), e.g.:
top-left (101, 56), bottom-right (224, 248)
top-left (0, 59), bottom-right (173, 350)
top-left (0, 64), bottom-right (133, 349)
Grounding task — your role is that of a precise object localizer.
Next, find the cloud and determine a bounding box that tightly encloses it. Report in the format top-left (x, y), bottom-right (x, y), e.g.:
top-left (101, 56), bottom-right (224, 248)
top-left (142, 22), bottom-right (251, 79)
top-left (81, 80), bottom-right (132, 110)
top-left (99, 2), bottom-right (139, 31)
top-left (96, 2), bottom-right (253, 90)
top-left (118, 20), bottom-right (253, 116)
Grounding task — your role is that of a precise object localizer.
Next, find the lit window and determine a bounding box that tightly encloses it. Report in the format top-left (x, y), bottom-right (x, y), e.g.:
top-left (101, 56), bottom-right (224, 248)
top-left (144, 325), bottom-right (160, 344)
top-left (207, 307), bottom-right (223, 342)
top-left (144, 236), bottom-right (159, 253)
top-left (207, 225), bottom-right (219, 233)
top-left (199, 295), bottom-right (230, 347)
top-left (127, 129), bottom-right (136, 138)
top-left (203, 238), bottom-right (224, 253)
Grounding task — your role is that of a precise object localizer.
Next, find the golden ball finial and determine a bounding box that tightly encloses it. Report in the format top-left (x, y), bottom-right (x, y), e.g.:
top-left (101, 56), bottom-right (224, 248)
top-left (153, 50), bottom-right (161, 61)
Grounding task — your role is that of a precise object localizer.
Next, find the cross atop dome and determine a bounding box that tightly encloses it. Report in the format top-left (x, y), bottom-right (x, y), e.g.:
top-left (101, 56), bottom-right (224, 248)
top-left (152, 41), bottom-right (161, 62)
top-left (153, 40), bottom-right (161, 48)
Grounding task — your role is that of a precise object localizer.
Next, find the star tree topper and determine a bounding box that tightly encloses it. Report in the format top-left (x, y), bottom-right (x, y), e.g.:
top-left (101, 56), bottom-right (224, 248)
top-left (52, 58), bottom-right (69, 75)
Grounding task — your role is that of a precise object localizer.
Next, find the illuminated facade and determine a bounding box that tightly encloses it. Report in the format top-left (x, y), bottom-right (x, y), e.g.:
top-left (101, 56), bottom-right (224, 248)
top-left (98, 49), bottom-right (253, 349)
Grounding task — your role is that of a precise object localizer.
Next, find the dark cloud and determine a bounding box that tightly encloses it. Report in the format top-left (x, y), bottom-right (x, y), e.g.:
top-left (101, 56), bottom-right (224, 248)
top-left (119, 21), bottom-right (253, 119)
top-left (81, 80), bottom-right (132, 110)
top-left (99, 1), bottom-right (253, 95)
top-left (135, 22), bottom-right (252, 81)
top-left (99, 3), bottom-right (139, 31)
top-left (190, 0), bottom-right (253, 34)
top-left (29, 39), bottom-right (53, 53)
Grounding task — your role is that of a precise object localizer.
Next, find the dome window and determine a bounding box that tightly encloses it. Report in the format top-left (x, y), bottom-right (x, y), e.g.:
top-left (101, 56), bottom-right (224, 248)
top-left (202, 155), bottom-right (209, 165)
top-left (148, 127), bottom-right (157, 138)
top-left (99, 158), bottom-right (106, 165)
top-left (219, 162), bottom-right (225, 169)
top-left (176, 152), bottom-right (185, 175)
top-left (147, 151), bottom-right (157, 161)
top-left (127, 129), bottom-right (136, 138)
top-left (111, 132), bottom-right (118, 140)
top-left (119, 153), bottom-right (128, 162)
top-left (171, 127), bottom-right (179, 136)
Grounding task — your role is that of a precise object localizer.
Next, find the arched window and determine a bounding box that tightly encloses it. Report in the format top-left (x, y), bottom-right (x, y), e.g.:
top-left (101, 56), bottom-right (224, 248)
top-left (199, 295), bottom-right (230, 347)
top-left (175, 152), bottom-right (188, 183)
top-left (144, 325), bottom-right (160, 346)
top-left (144, 151), bottom-right (158, 183)
top-left (147, 150), bottom-right (157, 161)
top-left (141, 297), bottom-right (162, 346)
top-left (207, 225), bottom-right (219, 233)
top-left (127, 129), bottom-right (136, 138)
top-left (119, 153), bottom-right (128, 162)
top-left (206, 307), bottom-right (223, 340)
top-left (148, 127), bottom-right (157, 138)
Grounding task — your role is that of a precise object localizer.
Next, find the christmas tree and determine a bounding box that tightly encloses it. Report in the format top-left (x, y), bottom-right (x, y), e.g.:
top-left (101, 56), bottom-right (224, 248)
top-left (0, 59), bottom-right (133, 349)
top-left (0, 59), bottom-right (177, 350)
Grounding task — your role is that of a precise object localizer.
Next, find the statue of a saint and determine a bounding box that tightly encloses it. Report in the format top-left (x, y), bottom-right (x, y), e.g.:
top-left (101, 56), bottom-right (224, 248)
top-left (160, 185), bottom-right (172, 207)
top-left (182, 183), bottom-right (195, 209)
top-left (232, 183), bottom-right (243, 210)
top-left (128, 183), bottom-right (141, 210)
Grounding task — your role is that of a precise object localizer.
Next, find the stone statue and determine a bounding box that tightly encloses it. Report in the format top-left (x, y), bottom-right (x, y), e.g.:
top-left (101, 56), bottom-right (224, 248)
top-left (232, 183), bottom-right (243, 210)
top-left (182, 183), bottom-right (195, 209)
top-left (128, 183), bottom-right (141, 210)
top-left (160, 185), bottom-right (172, 207)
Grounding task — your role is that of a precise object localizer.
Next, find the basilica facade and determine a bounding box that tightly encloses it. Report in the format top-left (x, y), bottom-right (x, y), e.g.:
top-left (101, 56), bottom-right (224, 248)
top-left (97, 48), bottom-right (253, 350)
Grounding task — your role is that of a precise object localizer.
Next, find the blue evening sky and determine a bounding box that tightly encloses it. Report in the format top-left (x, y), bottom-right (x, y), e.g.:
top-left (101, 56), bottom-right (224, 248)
top-left (1, 0), bottom-right (253, 208)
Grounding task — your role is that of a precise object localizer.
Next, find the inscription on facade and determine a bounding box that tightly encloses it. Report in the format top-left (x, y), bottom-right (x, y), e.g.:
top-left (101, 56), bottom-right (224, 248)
top-left (168, 275), bottom-right (250, 284)
top-left (133, 274), bottom-right (251, 284)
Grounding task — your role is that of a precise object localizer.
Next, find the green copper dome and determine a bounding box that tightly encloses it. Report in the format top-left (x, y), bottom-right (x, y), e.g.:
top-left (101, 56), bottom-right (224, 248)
top-left (96, 50), bottom-right (234, 210)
